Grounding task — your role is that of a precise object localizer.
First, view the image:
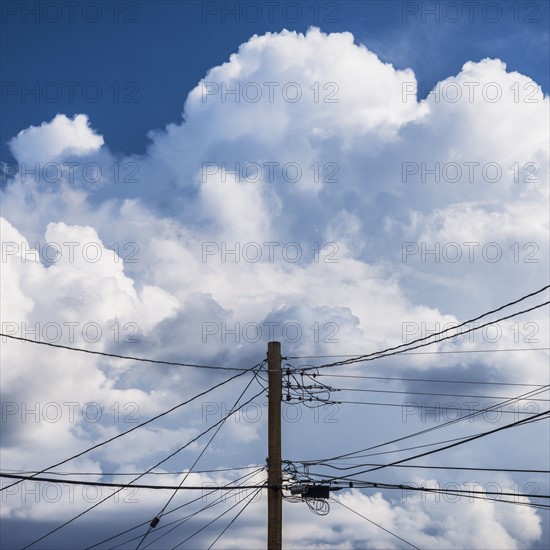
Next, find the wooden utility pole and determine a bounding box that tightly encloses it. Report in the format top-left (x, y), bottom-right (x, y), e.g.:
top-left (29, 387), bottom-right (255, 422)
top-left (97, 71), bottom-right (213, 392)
top-left (267, 341), bottom-right (282, 550)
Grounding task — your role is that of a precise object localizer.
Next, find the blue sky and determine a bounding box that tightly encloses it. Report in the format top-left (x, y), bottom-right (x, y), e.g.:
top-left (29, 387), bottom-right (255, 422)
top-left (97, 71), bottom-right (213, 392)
top-left (2, 1), bottom-right (548, 161)
top-left (1, 1), bottom-right (549, 549)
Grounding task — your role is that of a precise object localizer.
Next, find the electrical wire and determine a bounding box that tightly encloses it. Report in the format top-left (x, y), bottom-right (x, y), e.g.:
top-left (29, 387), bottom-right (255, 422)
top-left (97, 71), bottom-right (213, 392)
top-left (330, 495), bottom-right (421, 550)
top-left (283, 367), bottom-right (549, 409)
top-left (322, 410), bottom-right (550, 482)
top-left (0, 473), bottom-right (267, 491)
top-left (306, 415), bottom-right (548, 472)
top-left (289, 389), bottom-right (549, 464)
top-left (329, 387), bottom-right (550, 401)
top-left (320, 434), bottom-right (486, 461)
top-left (171, 484), bottom-right (267, 549)
top-left (0, 333), bottom-right (251, 371)
top-left (315, 373), bottom-right (548, 388)
top-left (1, 365), bottom-right (259, 493)
top-left (321, 400), bottom-right (541, 414)
top-left (328, 484), bottom-right (550, 511)
top-left (135, 489), bottom-right (243, 550)
top-left (207, 486), bottom-right (263, 549)
top-left (84, 468), bottom-right (265, 549)
top-left (108, 473), bottom-right (266, 549)
top-left (332, 482), bottom-right (550, 501)
top-left (0, 466), bottom-right (265, 477)
top-left (323, 483), bottom-right (550, 512)
top-left (282, 369), bottom-right (336, 407)
top-left (291, 413), bottom-right (549, 480)
top-left (135, 372), bottom-right (260, 549)
top-left (297, 385), bottom-right (549, 465)
top-left (287, 347), bottom-right (550, 358)
top-left (22, 384), bottom-right (267, 549)
top-left (304, 300), bottom-right (550, 371)
top-left (293, 285), bottom-right (549, 371)
top-left (300, 462), bottom-right (549, 474)
top-left (5, 286), bottom-right (550, 548)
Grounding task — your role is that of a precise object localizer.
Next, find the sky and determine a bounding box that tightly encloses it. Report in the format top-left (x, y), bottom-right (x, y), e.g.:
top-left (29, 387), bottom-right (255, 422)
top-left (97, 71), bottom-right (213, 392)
top-left (0, 0), bottom-right (549, 549)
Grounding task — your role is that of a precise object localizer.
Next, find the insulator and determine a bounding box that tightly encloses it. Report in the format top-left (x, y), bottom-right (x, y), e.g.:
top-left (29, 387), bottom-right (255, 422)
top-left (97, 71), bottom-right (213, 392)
top-left (150, 517), bottom-right (160, 528)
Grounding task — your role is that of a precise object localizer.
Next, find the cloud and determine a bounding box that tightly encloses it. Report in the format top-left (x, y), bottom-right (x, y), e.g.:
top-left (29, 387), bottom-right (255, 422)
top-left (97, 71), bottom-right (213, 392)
top-left (1, 27), bottom-right (548, 549)
top-left (8, 114), bottom-right (104, 165)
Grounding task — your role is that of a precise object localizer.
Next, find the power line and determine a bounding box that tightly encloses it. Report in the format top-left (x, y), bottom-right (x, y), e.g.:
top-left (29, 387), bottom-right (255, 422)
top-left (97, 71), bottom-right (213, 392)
top-left (293, 415), bottom-right (548, 476)
top-left (323, 481), bottom-right (550, 503)
top-left (287, 346), bottom-right (550, 359)
top-left (292, 285), bottom-right (549, 371)
top-left (324, 483), bottom-right (550, 512)
top-left (135, 372), bottom-right (261, 549)
top-left (330, 387), bottom-right (550, 401)
top-left (401, 489), bottom-right (550, 511)
top-left (0, 366), bottom-right (259, 493)
top-left (307, 434), bottom-right (481, 462)
top-left (137, 486), bottom-right (260, 550)
top-left (299, 461), bottom-right (549, 474)
top-left (207, 487), bottom-right (263, 549)
top-left (338, 436), bottom-right (491, 460)
top-left (335, 482), bottom-right (550, 501)
top-left (5, 287), bottom-right (550, 548)
top-left (317, 403), bottom-right (547, 465)
top-left (315, 373), bottom-right (548, 387)
top-left (291, 422), bottom-right (547, 466)
top-left (330, 495), bottom-right (421, 550)
top-left (22, 386), bottom-right (267, 549)
top-left (324, 483), bottom-right (550, 511)
top-left (172, 485), bottom-right (266, 549)
top-left (322, 410), bottom-right (550, 482)
top-left (0, 466), bottom-right (265, 477)
top-left (282, 371), bottom-right (550, 410)
top-left (84, 468), bottom-right (266, 550)
top-left (297, 385), bottom-right (549, 465)
top-left (398, 488), bottom-right (550, 511)
top-left (303, 300), bottom-right (550, 371)
top-left (101, 470), bottom-right (265, 549)
top-left (0, 333), bottom-right (251, 371)
top-left (108, 493), bottom-right (231, 549)
top-left (0, 473), bottom-right (268, 491)
top-left (329, 400), bottom-right (542, 413)
top-left (123, 484), bottom-right (264, 550)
